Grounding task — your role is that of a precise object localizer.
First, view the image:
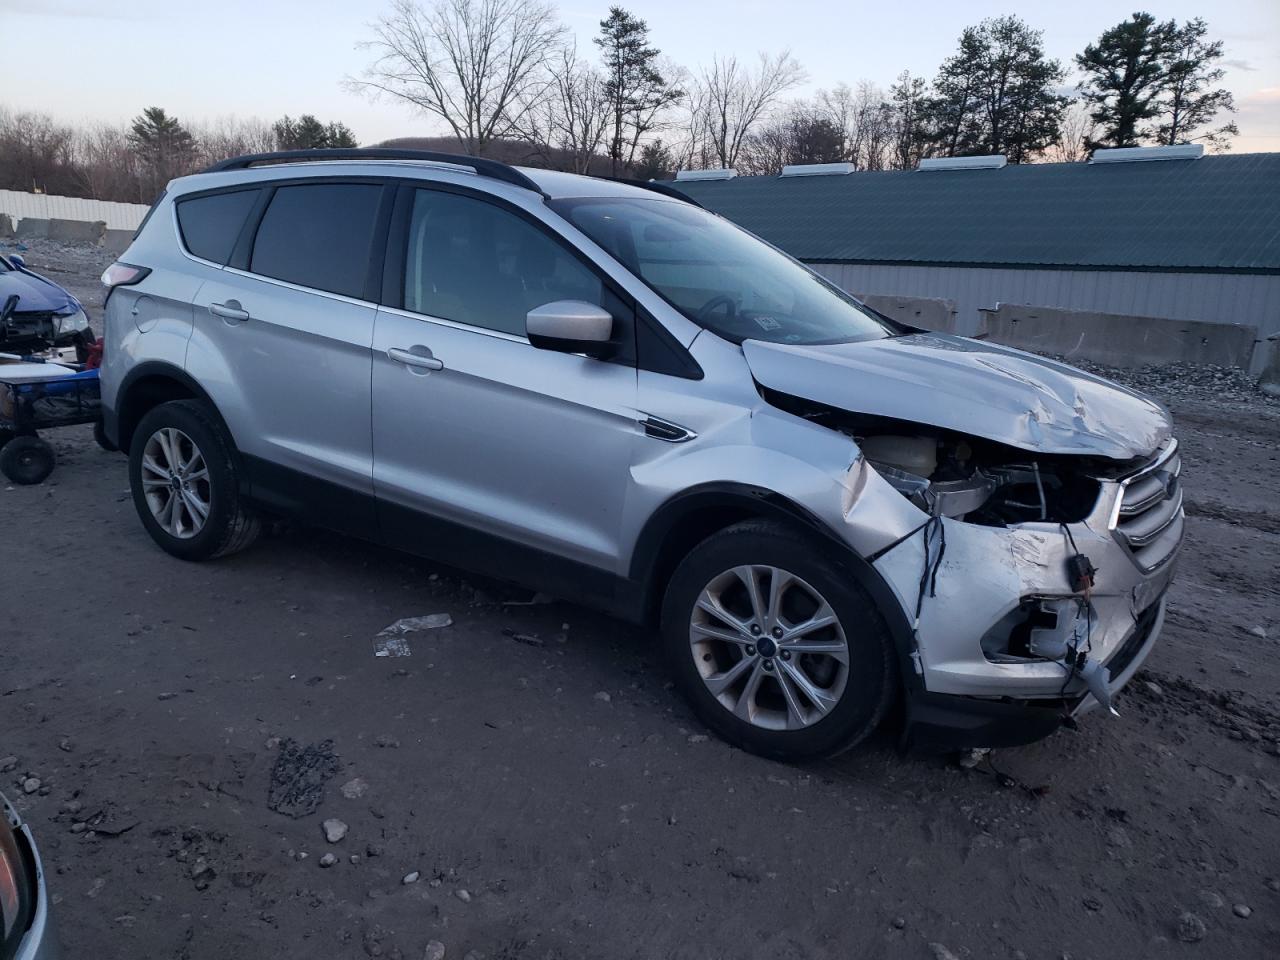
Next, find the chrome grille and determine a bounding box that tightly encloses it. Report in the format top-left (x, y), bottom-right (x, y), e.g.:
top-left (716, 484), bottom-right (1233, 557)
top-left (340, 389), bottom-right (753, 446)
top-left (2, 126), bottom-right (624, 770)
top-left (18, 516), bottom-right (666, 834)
top-left (1112, 442), bottom-right (1183, 571)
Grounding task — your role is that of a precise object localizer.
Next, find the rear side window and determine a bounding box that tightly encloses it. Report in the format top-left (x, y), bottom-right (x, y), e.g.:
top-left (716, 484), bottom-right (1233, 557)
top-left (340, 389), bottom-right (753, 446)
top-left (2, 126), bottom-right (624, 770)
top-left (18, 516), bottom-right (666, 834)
top-left (250, 184), bottom-right (382, 298)
top-left (176, 189), bottom-right (258, 264)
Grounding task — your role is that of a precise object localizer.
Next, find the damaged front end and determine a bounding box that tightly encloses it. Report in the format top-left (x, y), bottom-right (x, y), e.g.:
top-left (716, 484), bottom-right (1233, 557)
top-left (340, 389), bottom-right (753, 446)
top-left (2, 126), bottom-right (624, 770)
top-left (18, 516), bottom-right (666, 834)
top-left (758, 370), bottom-right (1183, 749)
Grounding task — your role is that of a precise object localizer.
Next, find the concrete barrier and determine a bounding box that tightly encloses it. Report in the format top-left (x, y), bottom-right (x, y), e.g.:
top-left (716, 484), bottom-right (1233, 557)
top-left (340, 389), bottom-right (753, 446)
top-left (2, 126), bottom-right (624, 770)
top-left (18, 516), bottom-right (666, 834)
top-left (979, 303), bottom-right (1258, 370)
top-left (48, 218), bottom-right (107, 245)
top-left (0, 213), bottom-right (13, 239)
top-left (15, 217), bottom-right (50, 239)
top-left (1260, 338), bottom-right (1280, 398)
top-left (104, 229), bottom-right (134, 256)
top-left (855, 293), bottom-right (963, 334)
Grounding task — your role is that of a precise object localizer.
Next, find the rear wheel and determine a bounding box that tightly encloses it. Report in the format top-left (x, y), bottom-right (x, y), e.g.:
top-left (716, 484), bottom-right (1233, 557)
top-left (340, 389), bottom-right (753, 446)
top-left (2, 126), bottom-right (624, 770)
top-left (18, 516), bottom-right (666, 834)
top-left (128, 400), bottom-right (260, 560)
top-left (0, 435), bottom-right (55, 485)
top-left (662, 520), bottom-right (897, 761)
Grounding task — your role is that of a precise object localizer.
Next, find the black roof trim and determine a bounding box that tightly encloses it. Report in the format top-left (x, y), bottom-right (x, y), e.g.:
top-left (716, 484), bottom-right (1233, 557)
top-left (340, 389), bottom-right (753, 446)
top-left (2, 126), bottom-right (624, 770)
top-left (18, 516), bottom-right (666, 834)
top-left (595, 177), bottom-right (703, 208)
top-left (202, 149), bottom-right (548, 198)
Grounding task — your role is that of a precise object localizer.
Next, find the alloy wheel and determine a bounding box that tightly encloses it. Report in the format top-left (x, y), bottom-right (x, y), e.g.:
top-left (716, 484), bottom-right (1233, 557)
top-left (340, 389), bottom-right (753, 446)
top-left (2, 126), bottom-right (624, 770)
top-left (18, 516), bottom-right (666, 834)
top-left (140, 427), bottom-right (211, 539)
top-left (689, 565), bottom-right (850, 731)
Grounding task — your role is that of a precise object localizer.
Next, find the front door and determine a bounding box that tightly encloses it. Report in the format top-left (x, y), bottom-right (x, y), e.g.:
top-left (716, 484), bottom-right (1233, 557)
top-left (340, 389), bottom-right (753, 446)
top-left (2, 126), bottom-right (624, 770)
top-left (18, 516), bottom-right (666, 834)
top-left (371, 187), bottom-right (638, 591)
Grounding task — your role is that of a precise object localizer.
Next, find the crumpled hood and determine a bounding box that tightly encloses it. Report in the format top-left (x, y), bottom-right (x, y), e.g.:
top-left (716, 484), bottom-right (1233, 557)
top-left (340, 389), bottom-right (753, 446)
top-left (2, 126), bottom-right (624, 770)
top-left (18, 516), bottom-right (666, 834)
top-left (0, 265), bottom-right (80, 315)
top-left (743, 332), bottom-right (1172, 460)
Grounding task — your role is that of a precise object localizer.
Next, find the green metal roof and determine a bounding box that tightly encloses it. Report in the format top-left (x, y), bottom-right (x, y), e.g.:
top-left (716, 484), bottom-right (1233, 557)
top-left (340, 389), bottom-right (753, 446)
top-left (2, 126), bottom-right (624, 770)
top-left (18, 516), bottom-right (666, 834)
top-left (668, 153), bottom-right (1280, 273)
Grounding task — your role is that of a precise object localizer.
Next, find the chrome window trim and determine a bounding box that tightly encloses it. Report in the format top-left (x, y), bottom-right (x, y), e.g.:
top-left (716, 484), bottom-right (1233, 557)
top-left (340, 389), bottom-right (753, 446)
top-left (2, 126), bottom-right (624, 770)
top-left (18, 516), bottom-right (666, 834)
top-left (379, 304), bottom-right (530, 345)
top-left (223, 266), bottom-right (378, 309)
top-left (170, 204), bottom-right (226, 271)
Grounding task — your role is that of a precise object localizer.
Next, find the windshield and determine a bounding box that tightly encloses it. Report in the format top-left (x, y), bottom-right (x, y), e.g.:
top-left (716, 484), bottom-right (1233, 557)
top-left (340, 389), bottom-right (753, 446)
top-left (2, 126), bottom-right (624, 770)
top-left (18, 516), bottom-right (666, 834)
top-left (551, 197), bottom-right (894, 345)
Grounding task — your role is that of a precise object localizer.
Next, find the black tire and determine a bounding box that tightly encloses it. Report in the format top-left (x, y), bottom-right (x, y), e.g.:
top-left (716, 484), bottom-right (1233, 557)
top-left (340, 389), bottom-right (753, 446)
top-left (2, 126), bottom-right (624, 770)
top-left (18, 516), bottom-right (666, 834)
top-left (0, 435), bottom-right (55, 485)
top-left (93, 419), bottom-right (118, 452)
top-left (0, 428), bottom-right (14, 451)
top-left (128, 399), bottom-right (260, 560)
top-left (661, 519), bottom-right (898, 761)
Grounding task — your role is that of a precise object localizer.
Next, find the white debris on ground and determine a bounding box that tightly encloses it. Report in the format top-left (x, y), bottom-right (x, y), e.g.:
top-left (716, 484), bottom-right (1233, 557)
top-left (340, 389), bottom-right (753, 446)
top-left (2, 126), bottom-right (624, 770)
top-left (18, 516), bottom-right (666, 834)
top-left (372, 613), bottom-right (453, 657)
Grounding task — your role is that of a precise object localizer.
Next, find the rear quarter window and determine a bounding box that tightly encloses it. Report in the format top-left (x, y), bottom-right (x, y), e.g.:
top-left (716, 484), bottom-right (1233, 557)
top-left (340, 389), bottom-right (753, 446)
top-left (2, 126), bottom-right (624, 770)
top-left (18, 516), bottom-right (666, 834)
top-left (249, 183), bottom-right (383, 299)
top-left (175, 189), bottom-right (259, 264)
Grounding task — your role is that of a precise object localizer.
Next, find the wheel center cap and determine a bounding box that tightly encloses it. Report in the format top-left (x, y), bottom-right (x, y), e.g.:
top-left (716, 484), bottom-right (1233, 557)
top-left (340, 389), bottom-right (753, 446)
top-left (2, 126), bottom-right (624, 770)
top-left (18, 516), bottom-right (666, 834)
top-left (757, 636), bottom-right (778, 658)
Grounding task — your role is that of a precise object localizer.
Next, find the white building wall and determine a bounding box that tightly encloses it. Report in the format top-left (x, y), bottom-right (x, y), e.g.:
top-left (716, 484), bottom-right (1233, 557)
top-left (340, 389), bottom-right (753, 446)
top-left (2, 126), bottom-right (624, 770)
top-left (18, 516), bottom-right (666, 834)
top-left (811, 262), bottom-right (1280, 372)
top-left (0, 190), bottom-right (150, 231)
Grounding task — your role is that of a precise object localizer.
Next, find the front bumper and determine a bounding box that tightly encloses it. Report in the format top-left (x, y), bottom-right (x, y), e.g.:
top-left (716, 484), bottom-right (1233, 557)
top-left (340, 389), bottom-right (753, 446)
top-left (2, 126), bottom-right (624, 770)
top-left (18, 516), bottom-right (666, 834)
top-left (872, 444), bottom-right (1183, 746)
top-left (902, 598), bottom-right (1166, 749)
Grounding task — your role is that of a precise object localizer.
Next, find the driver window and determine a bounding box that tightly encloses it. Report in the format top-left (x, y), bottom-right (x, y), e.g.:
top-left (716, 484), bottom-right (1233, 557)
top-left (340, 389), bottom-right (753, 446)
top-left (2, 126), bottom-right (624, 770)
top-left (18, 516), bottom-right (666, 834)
top-left (404, 190), bottom-right (604, 336)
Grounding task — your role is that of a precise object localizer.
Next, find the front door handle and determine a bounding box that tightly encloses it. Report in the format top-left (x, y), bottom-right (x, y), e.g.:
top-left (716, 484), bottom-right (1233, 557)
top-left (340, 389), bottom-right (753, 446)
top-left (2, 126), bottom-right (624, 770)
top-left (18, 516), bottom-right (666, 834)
top-left (388, 347), bottom-right (444, 371)
top-left (210, 300), bottom-right (250, 322)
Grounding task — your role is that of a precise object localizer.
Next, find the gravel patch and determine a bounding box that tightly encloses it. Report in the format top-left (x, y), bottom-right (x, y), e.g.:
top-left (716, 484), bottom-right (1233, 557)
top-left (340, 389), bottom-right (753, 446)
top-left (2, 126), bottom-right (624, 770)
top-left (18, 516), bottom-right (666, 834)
top-left (1044, 354), bottom-right (1279, 410)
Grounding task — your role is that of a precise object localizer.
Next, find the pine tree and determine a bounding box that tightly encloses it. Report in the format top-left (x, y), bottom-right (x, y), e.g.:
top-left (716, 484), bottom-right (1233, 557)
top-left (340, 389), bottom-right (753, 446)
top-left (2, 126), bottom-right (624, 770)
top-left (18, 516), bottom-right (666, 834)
top-left (1156, 18), bottom-right (1237, 148)
top-left (1075, 13), bottom-right (1176, 149)
top-left (925, 17), bottom-right (1065, 162)
top-left (273, 115), bottom-right (359, 150)
top-left (128, 107), bottom-right (196, 166)
top-left (594, 7), bottom-right (681, 175)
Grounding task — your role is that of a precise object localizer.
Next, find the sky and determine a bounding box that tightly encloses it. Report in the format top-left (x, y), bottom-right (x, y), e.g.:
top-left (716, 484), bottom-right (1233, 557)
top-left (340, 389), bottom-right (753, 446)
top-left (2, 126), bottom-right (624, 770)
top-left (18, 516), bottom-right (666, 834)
top-left (3, 0), bottom-right (1278, 153)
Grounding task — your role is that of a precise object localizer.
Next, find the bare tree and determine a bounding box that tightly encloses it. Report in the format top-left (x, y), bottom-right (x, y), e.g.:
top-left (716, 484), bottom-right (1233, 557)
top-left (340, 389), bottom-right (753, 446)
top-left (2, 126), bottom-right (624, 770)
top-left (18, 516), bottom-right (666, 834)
top-left (70, 123), bottom-right (140, 202)
top-left (515, 46), bottom-right (611, 173)
top-left (0, 108), bottom-right (76, 194)
top-left (193, 117), bottom-right (278, 164)
top-left (691, 51), bottom-right (805, 168)
top-left (352, 0), bottom-right (567, 157)
top-left (1044, 100), bottom-right (1097, 162)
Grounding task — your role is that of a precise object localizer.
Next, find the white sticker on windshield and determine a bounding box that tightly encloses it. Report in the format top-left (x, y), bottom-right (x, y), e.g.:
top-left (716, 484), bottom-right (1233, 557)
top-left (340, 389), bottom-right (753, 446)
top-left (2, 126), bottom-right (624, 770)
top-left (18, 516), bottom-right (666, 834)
top-left (753, 316), bottom-right (781, 332)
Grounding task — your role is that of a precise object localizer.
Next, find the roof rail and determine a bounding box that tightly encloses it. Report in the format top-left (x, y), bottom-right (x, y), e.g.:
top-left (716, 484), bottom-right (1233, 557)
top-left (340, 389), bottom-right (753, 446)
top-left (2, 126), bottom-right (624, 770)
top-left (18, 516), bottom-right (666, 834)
top-left (596, 176), bottom-right (703, 208)
top-left (202, 148), bottom-right (547, 197)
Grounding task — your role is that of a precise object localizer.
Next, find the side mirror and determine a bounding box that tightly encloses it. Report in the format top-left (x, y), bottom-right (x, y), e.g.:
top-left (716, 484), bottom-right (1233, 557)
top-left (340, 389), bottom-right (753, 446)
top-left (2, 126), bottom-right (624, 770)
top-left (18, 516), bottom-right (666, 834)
top-left (526, 300), bottom-right (614, 358)
top-left (8, 254), bottom-right (26, 269)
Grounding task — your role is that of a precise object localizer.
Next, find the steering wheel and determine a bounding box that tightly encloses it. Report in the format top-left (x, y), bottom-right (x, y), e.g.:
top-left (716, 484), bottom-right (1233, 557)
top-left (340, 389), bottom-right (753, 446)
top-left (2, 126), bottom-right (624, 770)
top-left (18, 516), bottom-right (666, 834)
top-left (696, 294), bottom-right (738, 325)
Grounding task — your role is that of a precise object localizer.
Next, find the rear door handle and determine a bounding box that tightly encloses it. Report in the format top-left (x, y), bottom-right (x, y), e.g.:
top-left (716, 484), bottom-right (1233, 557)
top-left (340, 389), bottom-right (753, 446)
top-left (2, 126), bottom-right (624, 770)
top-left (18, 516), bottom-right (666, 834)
top-left (210, 300), bottom-right (250, 322)
top-left (388, 347), bottom-right (444, 371)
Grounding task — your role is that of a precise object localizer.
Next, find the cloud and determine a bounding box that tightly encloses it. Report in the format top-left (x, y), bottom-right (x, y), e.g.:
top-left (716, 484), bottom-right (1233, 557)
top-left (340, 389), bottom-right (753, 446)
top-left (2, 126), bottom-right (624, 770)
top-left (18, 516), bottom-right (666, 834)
top-left (1222, 59), bottom-right (1256, 72)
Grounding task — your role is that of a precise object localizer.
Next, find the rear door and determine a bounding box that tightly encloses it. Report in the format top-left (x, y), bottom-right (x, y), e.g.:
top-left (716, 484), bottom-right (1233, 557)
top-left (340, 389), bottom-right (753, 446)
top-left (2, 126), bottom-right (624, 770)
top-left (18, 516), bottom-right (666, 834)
top-left (186, 180), bottom-right (393, 531)
top-left (371, 185), bottom-right (639, 584)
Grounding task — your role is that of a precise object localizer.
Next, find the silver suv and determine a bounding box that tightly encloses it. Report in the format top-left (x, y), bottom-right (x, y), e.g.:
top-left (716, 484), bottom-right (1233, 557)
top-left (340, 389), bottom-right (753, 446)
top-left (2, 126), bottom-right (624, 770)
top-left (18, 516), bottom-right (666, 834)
top-left (99, 149), bottom-right (1184, 760)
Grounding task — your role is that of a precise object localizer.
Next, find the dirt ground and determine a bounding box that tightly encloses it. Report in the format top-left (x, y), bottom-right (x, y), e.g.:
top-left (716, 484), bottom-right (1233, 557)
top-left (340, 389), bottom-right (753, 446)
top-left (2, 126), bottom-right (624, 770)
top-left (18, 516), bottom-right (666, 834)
top-left (2, 242), bottom-right (1279, 960)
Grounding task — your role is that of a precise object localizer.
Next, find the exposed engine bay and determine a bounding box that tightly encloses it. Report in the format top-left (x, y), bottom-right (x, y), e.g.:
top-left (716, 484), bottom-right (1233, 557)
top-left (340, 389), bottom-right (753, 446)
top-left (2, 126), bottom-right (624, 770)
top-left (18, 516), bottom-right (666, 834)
top-left (763, 388), bottom-right (1113, 525)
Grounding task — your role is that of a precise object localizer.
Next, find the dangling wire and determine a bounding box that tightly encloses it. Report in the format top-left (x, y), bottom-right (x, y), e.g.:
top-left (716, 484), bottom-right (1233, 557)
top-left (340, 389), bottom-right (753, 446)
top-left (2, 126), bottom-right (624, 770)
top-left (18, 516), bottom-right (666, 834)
top-left (913, 513), bottom-right (947, 630)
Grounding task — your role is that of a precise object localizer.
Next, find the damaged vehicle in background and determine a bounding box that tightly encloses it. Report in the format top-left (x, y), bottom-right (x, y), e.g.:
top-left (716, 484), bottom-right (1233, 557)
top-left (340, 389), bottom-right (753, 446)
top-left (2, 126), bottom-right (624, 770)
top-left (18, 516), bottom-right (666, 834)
top-left (0, 253), bottom-right (95, 360)
top-left (98, 149), bottom-right (1184, 760)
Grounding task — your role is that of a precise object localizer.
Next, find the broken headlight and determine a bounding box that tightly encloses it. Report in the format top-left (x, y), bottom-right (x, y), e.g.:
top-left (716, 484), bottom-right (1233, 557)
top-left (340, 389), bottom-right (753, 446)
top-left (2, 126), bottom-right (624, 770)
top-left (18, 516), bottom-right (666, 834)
top-left (54, 307), bottom-right (90, 338)
top-left (859, 433), bottom-right (1101, 524)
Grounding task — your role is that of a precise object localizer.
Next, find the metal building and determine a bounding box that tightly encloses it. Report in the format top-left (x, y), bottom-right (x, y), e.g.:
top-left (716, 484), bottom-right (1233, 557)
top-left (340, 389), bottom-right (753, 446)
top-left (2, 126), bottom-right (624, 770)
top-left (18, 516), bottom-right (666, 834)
top-left (670, 150), bottom-right (1280, 373)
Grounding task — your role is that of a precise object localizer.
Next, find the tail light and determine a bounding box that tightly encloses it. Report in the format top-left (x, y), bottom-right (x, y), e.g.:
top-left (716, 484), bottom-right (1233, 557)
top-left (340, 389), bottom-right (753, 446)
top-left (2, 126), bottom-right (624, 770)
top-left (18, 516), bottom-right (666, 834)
top-left (101, 262), bottom-right (151, 289)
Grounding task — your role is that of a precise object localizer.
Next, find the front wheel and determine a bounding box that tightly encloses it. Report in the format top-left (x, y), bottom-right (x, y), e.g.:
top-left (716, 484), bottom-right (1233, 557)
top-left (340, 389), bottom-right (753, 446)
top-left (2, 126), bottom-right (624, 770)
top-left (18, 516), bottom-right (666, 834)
top-left (661, 520), bottom-right (898, 761)
top-left (128, 400), bottom-right (260, 560)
